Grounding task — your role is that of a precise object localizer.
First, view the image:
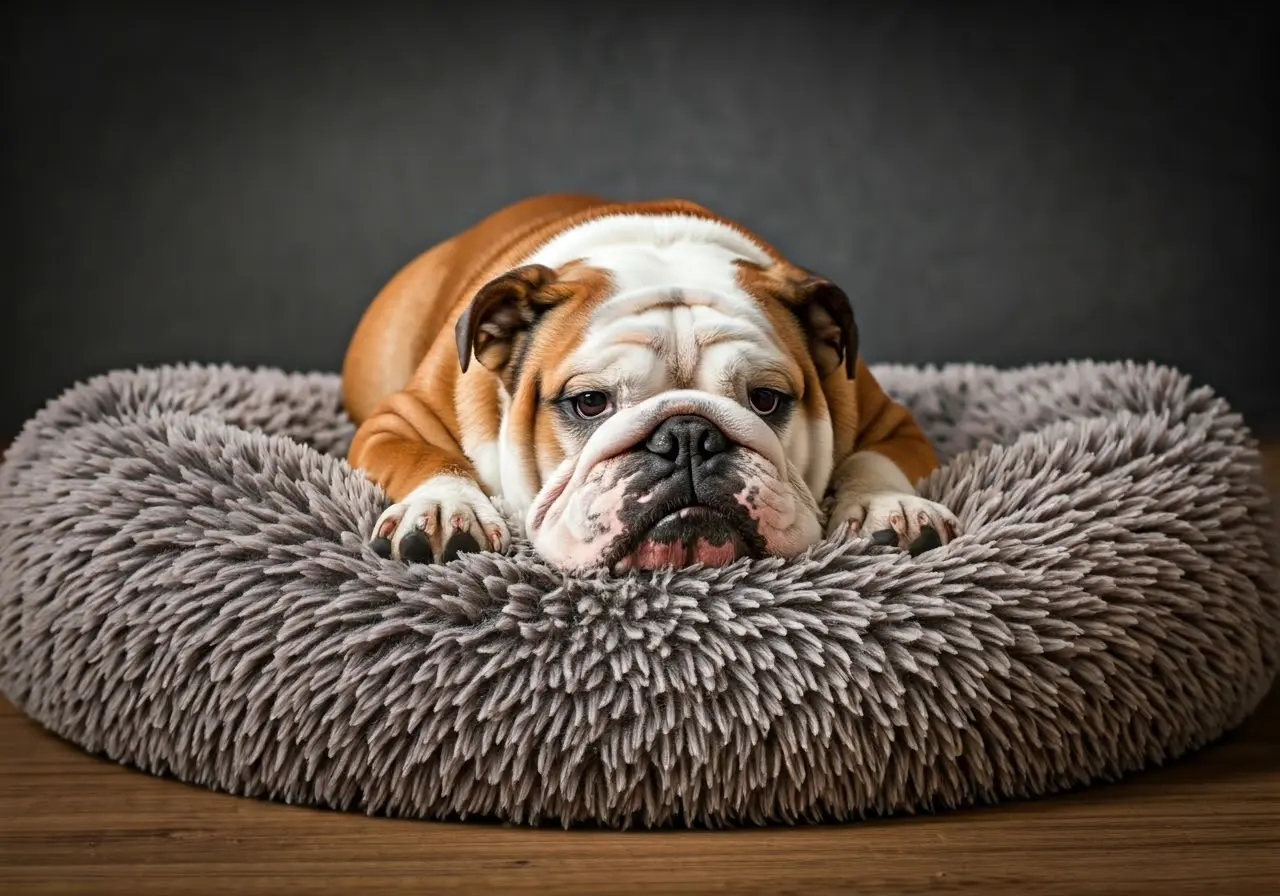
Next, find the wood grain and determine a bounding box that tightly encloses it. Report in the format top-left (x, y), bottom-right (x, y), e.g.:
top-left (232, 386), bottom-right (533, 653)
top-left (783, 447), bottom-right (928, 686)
top-left (1, 444), bottom-right (1277, 895)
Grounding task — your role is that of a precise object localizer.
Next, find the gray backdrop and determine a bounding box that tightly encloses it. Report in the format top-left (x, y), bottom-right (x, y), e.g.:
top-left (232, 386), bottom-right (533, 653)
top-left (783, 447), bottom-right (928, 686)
top-left (3, 2), bottom-right (1276, 438)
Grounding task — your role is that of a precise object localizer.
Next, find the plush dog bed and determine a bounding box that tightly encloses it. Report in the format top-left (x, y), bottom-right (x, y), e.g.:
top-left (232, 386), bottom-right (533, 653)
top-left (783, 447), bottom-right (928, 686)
top-left (0, 361), bottom-right (1275, 828)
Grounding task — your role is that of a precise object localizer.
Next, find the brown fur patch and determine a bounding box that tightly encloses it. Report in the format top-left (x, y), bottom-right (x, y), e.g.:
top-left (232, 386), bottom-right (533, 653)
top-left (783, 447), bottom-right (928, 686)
top-left (735, 261), bottom-right (849, 456)
top-left (498, 262), bottom-right (616, 495)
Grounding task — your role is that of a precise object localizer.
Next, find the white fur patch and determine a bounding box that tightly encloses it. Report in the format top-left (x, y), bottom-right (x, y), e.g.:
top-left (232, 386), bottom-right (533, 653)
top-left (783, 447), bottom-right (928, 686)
top-left (467, 439), bottom-right (502, 496)
top-left (498, 413), bottom-right (537, 513)
top-left (522, 212), bottom-right (774, 272)
top-left (526, 213), bottom-right (777, 358)
top-left (398, 474), bottom-right (486, 508)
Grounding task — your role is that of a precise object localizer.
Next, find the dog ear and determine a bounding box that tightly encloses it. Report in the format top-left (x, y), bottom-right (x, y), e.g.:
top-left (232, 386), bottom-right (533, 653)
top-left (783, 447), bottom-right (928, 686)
top-left (739, 261), bottom-right (859, 379)
top-left (455, 264), bottom-right (562, 376)
top-left (788, 270), bottom-right (859, 380)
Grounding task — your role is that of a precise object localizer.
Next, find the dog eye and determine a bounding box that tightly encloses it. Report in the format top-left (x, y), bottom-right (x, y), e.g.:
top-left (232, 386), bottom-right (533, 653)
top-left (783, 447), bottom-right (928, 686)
top-left (571, 391), bottom-right (612, 419)
top-left (748, 388), bottom-right (784, 416)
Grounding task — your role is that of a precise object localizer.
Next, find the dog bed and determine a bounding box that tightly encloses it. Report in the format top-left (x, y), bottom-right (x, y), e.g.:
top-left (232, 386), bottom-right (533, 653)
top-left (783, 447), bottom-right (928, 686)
top-left (0, 360), bottom-right (1276, 829)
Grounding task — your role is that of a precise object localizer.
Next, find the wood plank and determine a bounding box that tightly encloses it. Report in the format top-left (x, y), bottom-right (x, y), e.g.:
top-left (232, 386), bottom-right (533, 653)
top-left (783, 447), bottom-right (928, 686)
top-left (0, 442), bottom-right (1276, 895)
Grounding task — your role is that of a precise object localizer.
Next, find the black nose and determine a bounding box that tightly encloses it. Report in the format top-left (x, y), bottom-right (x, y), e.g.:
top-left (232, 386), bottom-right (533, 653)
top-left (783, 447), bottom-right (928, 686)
top-left (645, 415), bottom-right (729, 462)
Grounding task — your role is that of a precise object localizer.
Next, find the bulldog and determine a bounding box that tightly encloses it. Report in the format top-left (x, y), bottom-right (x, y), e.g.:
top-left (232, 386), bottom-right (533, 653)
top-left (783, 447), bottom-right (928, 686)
top-left (341, 194), bottom-right (961, 572)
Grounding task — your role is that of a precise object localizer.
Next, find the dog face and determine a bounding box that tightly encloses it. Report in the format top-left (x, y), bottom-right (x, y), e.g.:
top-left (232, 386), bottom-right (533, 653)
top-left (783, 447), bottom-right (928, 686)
top-left (456, 231), bottom-right (857, 573)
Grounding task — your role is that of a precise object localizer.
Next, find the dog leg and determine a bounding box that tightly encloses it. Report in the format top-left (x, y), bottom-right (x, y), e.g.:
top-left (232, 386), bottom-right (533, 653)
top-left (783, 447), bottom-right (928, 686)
top-left (826, 407), bottom-right (961, 556)
top-left (348, 389), bottom-right (510, 564)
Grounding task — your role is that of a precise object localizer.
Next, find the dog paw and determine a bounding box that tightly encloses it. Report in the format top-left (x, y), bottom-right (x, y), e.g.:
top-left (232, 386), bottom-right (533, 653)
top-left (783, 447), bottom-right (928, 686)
top-left (370, 474), bottom-right (511, 564)
top-left (827, 491), bottom-right (961, 556)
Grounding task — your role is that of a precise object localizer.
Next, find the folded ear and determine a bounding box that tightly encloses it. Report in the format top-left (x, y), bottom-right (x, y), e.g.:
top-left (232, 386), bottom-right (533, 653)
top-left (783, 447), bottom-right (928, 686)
top-left (789, 270), bottom-right (859, 379)
top-left (455, 264), bottom-right (562, 376)
top-left (739, 261), bottom-right (859, 379)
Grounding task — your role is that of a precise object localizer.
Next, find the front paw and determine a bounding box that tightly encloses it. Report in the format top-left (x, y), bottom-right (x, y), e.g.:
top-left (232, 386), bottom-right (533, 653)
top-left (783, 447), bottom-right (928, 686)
top-left (827, 492), bottom-right (961, 555)
top-left (370, 474), bottom-right (511, 564)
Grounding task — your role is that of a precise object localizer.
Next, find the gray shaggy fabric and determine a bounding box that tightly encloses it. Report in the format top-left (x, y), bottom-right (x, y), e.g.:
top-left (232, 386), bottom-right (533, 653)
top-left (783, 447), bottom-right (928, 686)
top-left (0, 361), bottom-right (1276, 829)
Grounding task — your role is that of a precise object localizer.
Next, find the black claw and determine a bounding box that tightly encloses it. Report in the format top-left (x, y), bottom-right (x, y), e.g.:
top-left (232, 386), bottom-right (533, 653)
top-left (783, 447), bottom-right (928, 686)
top-left (370, 537), bottom-right (393, 559)
top-left (870, 528), bottom-right (899, 546)
top-left (908, 525), bottom-right (943, 556)
top-left (442, 529), bottom-right (482, 563)
top-left (400, 530), bottom-right (434, 565)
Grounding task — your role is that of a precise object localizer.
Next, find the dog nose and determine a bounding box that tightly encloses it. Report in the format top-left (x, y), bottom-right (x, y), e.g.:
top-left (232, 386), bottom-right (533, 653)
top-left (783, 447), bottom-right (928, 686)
top-left (645, 415), bottom-right (729, 462)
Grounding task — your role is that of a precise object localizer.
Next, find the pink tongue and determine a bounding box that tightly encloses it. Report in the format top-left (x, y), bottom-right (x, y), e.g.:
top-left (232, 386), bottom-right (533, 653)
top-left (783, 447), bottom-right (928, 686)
top-left (626, 537), bottom-right (738, 570)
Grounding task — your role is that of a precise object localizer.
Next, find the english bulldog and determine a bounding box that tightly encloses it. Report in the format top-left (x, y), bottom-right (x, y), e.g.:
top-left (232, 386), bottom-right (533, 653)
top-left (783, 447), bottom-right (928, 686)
top-left (341, 194), bottom-right (961, 572)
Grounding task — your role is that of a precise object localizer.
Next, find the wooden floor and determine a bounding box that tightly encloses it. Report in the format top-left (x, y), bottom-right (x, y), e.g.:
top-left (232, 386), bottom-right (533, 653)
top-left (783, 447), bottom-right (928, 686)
top-left (2, 447), bottom-right (1278, 895)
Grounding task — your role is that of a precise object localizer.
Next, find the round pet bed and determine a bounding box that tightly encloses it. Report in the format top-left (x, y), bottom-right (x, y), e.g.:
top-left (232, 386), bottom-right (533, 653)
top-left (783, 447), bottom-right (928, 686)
top-left (0, 361), bottom-right (1276, 828)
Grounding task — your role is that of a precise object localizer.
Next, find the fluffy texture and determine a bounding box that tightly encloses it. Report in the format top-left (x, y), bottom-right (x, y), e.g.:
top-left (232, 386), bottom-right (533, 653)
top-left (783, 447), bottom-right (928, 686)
top-left (0, 361), bottom-right (1276, 829)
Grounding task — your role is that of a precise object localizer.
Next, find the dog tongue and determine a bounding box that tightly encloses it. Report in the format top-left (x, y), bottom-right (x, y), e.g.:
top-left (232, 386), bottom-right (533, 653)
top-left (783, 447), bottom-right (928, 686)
top-left (623, 537), bottom-right (739, 571)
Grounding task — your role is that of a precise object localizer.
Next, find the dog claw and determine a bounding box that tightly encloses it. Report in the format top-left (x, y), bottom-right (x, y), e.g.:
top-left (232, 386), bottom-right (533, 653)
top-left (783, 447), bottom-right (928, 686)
top-left (370, 536), bottom-right (393, 559)
top-left (400, 530), bottom-right (434, 565)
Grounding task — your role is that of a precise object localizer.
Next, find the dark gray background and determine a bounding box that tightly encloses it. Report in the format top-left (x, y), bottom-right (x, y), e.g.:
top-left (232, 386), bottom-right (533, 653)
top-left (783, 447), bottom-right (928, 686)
top-left (3, 2), bottom-right (1276, 438)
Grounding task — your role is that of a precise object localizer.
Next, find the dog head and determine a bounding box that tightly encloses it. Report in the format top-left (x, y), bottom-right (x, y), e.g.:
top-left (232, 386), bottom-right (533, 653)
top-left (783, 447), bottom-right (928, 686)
top-left (455, 222), bottom-right (857, 573)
